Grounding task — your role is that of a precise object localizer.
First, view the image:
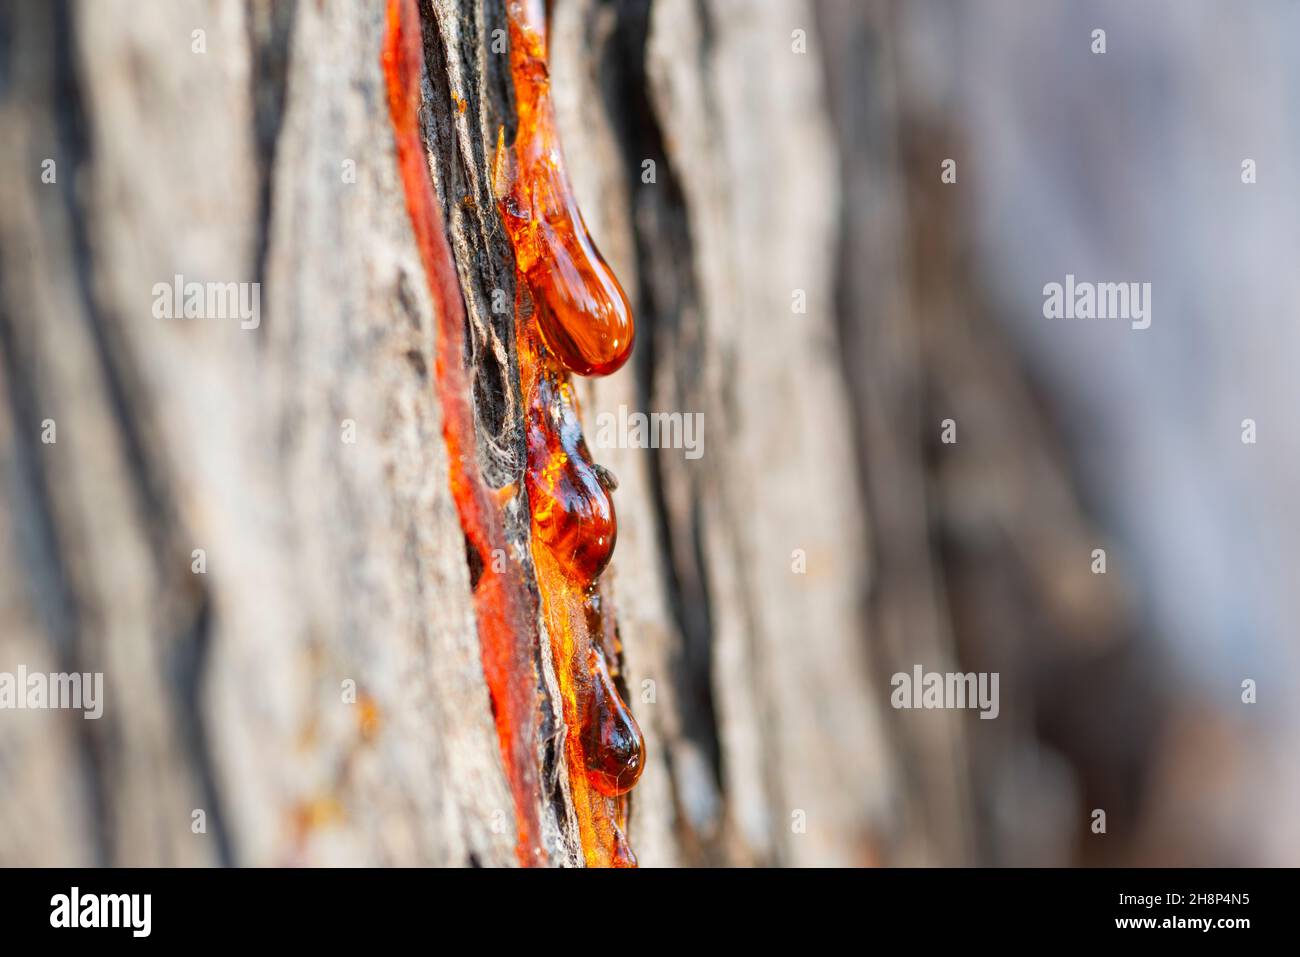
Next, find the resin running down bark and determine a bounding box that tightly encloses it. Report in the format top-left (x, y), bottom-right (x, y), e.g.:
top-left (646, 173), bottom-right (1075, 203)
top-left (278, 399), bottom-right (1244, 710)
top-left (519, 315), bottom-right (643, 864)
top-left (385, 0), bottom-right (644, 867)
top-left (382, 0), bottom-right (548, 867)
top-left (495, 1), bottom-right (635, 378)
top-left (499, 0), bottom-right (646, 865)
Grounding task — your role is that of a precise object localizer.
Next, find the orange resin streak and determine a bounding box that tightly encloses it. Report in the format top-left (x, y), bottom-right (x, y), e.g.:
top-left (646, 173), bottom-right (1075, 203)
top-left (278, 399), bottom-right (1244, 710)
top-left (496, 0), bottom-right (635, 377)
top-left (382, 0), bottom-right (546, 867)
top-left (499, 0), bottom-right (646, 866)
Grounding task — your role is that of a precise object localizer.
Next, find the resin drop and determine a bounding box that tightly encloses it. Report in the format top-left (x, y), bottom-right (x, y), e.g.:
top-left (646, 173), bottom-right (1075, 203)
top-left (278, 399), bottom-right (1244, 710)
top-left (494, 0), bottom-right (635, 377)
top-left (524, 370), bottom-right (617, 586)
top-left (580, 644), bottom-right (646, 797)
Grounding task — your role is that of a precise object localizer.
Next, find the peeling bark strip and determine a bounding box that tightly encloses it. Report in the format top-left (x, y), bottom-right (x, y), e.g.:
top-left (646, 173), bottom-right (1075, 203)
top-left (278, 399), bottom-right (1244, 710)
top-left (382, 0), bottom-right (547, 866)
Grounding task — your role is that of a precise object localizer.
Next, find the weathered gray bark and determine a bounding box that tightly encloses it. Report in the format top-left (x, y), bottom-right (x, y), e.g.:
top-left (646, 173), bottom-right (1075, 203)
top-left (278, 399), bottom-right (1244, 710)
top-left (0, 0), bottom-right (518, 866)
top-left (553, 0), bottom-right (900, 866)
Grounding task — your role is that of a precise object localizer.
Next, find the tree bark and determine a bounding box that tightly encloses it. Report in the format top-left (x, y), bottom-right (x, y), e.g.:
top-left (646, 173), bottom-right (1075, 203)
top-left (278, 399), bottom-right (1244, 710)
top-left (0, 0), bottom-right (1076, 867)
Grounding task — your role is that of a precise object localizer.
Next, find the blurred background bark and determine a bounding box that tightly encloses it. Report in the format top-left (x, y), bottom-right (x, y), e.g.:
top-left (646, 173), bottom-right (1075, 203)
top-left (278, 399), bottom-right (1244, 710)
top-left (1, 0), bottom-right (1292, 866)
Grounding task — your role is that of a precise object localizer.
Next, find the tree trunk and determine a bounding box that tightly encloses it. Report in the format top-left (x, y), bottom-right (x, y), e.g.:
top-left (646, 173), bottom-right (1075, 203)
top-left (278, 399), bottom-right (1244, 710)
top-left (3, 0), bottom-right (1122, 867)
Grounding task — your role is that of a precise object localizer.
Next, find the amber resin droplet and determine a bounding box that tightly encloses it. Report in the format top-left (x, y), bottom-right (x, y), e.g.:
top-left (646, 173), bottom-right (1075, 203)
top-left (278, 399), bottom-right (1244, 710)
top-left (580, 642), bottom-right (645, 797)
top-left (494, 1), bottom-right (635, 377)
top-left (524, 370), bottom-right (616, 585)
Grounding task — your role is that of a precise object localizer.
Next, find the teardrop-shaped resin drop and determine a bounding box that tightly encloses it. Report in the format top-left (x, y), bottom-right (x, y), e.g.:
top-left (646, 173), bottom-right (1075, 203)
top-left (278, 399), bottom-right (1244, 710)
top-left (526, 219), bottom-right (635, 377)
top-left (580, 645), bottom-right (646, 797)
top-left (492, 0), bottom-right (635, 378)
